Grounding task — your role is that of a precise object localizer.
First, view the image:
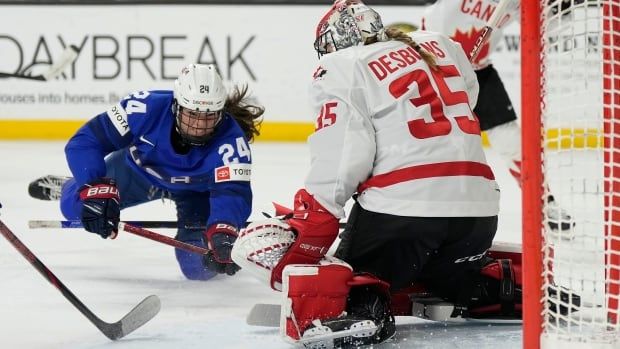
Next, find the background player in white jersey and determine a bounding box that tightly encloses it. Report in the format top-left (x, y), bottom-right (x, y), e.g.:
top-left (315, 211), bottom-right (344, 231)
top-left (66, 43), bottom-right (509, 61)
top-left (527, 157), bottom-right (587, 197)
top-left (29, 64), bottom-right (263, 280)
top-left (422, 0), bottom-right (574, 234)
top-left (232, 1), bottom-right (524, 347)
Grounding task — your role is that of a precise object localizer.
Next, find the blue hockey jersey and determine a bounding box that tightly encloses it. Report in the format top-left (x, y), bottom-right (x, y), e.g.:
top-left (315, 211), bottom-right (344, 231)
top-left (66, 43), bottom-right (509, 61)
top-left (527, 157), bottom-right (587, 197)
top-left (64, 90), bottom-right (252, 228)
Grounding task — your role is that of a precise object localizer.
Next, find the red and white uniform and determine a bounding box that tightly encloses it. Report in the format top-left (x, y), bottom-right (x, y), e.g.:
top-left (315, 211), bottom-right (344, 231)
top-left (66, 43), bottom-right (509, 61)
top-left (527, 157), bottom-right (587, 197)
top-left (422, 0), bottom-right (519, 69)
top-left (305, 31), bottom-right (500, 219)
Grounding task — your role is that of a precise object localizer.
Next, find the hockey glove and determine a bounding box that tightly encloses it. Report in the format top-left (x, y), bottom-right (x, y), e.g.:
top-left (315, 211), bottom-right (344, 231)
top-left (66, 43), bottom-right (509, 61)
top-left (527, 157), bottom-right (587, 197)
top-left (203, 223), bottom-right (241, 276)
top-left (79, 178), bottom-right (120, 239)
top-left (270, 189), bottom-right (340, 290)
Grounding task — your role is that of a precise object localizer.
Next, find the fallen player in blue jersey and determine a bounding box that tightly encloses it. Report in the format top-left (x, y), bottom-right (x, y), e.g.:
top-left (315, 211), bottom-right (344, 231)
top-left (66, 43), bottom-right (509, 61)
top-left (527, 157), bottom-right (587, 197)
top-left (29, 63), bottom-right (263, 281)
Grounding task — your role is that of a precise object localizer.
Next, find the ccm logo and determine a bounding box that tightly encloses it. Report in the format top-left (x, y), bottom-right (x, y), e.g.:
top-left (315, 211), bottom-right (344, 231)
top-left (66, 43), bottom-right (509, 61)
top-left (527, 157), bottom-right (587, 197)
top-left (86, 186), bottom-right (118, 197)
top-left (454, 251), bottom-right (487, 264)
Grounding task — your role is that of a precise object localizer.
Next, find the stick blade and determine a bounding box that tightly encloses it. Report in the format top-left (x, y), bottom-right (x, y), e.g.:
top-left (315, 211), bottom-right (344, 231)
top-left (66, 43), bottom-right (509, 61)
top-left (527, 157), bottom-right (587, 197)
top-left (102, 295), bottom-right (161, 340)
top-left (29, 220), bottom-right (65, 228)
top-left (42, 45), bottom-right (78, 81)
top-left (246, 303), bottom-right (280, 327)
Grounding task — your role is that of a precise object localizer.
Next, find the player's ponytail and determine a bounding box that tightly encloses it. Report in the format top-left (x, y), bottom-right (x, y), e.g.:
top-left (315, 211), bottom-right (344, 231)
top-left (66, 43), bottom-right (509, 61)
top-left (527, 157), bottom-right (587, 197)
top-left (384, 27), bottom-right (438, 70)
top-left (224, 85), bottom-right (264, 143)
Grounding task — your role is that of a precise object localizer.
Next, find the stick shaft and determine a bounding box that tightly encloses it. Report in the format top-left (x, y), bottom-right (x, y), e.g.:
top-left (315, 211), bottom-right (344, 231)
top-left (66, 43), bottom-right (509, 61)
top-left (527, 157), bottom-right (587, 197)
top-left (42, 45), bottom-right (79, 80)
top-left (119, 223), bottom-right (209, 254)
top-left (30, 220), bottom-right (182, 229)
top-left (29, 220), bottom-right (347, 229)
top-left (469, 0), bottom-right (517, 61)
top-left (0, 219), bottom-right (107, 332)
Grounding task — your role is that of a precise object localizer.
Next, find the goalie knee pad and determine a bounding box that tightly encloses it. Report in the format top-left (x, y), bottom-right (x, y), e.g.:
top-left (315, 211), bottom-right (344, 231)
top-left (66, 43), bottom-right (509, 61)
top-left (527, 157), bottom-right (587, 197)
top-left (467, 259), bottom-right (522, 319)
top-left (344, 275), bottom-right (395, 344)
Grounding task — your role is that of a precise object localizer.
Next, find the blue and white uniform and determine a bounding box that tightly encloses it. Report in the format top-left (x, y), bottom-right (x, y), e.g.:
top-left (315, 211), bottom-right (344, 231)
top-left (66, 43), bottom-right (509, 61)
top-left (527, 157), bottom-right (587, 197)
top-left (61, 90), bottom-right (253, 280)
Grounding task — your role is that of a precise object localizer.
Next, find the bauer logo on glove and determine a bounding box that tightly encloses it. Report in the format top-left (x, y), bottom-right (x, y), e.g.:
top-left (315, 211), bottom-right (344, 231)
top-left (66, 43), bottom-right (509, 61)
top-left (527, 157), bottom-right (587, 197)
top-left (79, 178), bottom-right (120, 239)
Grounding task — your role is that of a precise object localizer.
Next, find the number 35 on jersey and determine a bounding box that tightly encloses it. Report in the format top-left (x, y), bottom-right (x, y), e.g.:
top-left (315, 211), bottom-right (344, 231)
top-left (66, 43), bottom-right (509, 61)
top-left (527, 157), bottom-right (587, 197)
top-left (316, 102), bottom-right (338, 131)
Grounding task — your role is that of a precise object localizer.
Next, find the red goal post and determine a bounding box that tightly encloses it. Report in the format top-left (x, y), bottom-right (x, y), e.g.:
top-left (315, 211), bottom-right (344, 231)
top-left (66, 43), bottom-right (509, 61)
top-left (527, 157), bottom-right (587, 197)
top-left (522, 1), bottom-right (620, 348)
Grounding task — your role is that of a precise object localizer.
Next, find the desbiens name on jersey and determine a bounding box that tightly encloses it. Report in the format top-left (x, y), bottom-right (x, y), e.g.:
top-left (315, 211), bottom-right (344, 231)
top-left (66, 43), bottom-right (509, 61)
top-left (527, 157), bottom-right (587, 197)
top-left (215, 163), bottom-right (251, 183)
top-left (368, 40), bottom-right (446, 81)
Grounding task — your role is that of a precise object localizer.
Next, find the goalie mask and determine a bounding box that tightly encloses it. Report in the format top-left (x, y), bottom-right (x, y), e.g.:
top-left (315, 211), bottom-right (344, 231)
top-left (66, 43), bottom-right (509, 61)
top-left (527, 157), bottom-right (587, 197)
top-left (173, 64), bottom-right (227, 146)
top-left (231, 218), bottom-right (296, 285)
top-left (314, 0), bottom-right (386, 58)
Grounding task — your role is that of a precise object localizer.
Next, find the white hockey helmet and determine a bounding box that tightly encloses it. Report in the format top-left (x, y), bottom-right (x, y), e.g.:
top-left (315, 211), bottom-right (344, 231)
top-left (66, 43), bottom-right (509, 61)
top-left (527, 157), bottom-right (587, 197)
top-left (173, 64), bottom-right (227, 145)
top-left (314, 0), bottom-right (386, 58)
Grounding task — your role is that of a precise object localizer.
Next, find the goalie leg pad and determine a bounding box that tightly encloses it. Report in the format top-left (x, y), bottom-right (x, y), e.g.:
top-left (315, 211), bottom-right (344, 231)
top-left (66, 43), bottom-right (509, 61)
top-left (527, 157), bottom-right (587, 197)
top-left (280, 259), bottom-right (354, 342)
top-left (281, 261), bottom-right (395, 347)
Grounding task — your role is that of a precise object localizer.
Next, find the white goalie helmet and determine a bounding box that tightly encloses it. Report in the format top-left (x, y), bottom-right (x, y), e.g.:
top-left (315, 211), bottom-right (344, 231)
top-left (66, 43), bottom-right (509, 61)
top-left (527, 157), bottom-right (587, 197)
top-left (173, 64), bottom-right (227, 145)
top-left (231, 218), bottom-right (296, 286)
top-left (314, 0), bottom-right (386, 58)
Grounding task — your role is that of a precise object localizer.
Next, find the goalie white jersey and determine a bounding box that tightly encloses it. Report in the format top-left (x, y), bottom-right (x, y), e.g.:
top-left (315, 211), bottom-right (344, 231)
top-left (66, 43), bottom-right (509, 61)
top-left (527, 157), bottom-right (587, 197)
top-left (304, 31), bottom-right (499, 219)
top-left (422, 0), bottom-right (519, 69)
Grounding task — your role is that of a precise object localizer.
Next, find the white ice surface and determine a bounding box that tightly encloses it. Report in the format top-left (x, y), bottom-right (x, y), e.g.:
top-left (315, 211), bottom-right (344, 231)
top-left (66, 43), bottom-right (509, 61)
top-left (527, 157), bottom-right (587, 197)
top-left (0, 141), bottom-right (522, 349)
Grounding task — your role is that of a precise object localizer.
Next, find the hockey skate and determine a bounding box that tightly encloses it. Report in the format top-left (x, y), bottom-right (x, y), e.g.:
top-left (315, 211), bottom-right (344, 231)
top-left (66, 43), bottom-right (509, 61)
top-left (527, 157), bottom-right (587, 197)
top-left (28, 175), bottom-right (70, 201)
top-left (545, 195), bottom-right (575, 240)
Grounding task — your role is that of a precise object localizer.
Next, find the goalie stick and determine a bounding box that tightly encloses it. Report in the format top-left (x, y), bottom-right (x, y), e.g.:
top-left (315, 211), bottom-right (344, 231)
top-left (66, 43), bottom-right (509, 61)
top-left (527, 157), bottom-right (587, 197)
top-left (0, 218), bottom-right (160, 340)
top-left (247, 290), bottom-right (591, 328)
top-left (0, 45), bottom-right (78, 81)
top-left (246, 301), bottom-right (522, 328)
top-left (246, 241), bottom-right (588, 328)
top-left (246, 242), bottom-right (525, 327)
top-left (468, 0), bottom-right (519, 61)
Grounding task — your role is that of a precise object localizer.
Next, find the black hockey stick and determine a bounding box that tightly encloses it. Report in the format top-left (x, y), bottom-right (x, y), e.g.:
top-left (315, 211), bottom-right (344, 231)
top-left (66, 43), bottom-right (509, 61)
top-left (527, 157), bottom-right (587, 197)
top-left (29, 219), bottom-right (348, 229)
top-left (29, 220), bottom-right (185, 229)
top-left (120, 223), bottom-right (210, 254)
top-left (0, 45), bottom-right (78, 81)
top-left (28, 220), bottom-right (348, 256)
top-left (0, 218), bottom-right (160, 340)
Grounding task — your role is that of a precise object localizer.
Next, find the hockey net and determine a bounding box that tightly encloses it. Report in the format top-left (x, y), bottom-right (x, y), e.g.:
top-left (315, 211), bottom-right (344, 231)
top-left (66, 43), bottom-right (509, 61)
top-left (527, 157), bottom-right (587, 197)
top-left (522, 1), bottom-right (620, 348)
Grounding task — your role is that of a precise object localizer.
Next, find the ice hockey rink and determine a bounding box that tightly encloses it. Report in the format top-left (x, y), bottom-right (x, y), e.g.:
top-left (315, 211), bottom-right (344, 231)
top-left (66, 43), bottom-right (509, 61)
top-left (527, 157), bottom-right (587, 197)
top-left (0, 140), bottom-right (524, 349)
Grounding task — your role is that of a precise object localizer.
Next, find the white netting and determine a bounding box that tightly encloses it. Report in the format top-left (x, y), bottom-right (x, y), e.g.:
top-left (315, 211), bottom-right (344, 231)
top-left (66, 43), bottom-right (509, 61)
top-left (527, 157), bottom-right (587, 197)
top-left (231, 218), bottom-right (296, 285)
top-left (540, 0), bottom-right (620, 347)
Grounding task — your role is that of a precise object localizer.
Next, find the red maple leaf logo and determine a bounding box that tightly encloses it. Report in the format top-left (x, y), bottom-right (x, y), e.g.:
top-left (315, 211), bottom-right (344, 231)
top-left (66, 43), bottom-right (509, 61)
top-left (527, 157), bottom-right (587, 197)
top-left (452, 27), bottom-right (490, 67)
top-left (313, 66), bottom-right (327, 80)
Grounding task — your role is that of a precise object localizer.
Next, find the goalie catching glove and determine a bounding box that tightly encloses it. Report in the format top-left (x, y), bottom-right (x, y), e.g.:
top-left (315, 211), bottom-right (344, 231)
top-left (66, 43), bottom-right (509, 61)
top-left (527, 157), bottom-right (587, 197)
top-left (230, 188), bottom-right (340, 290)
top-left (270, 189), bottom-right (340, 290)
top-left (79, 178), bottom-right (120, 239)
top-left (203, 223), bottom-right (241, 276)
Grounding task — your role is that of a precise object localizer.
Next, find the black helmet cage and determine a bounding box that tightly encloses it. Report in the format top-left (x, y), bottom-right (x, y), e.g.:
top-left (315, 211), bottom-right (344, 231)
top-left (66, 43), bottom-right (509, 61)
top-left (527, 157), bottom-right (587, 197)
top-left (172, 100), bottom-right (223, 146)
